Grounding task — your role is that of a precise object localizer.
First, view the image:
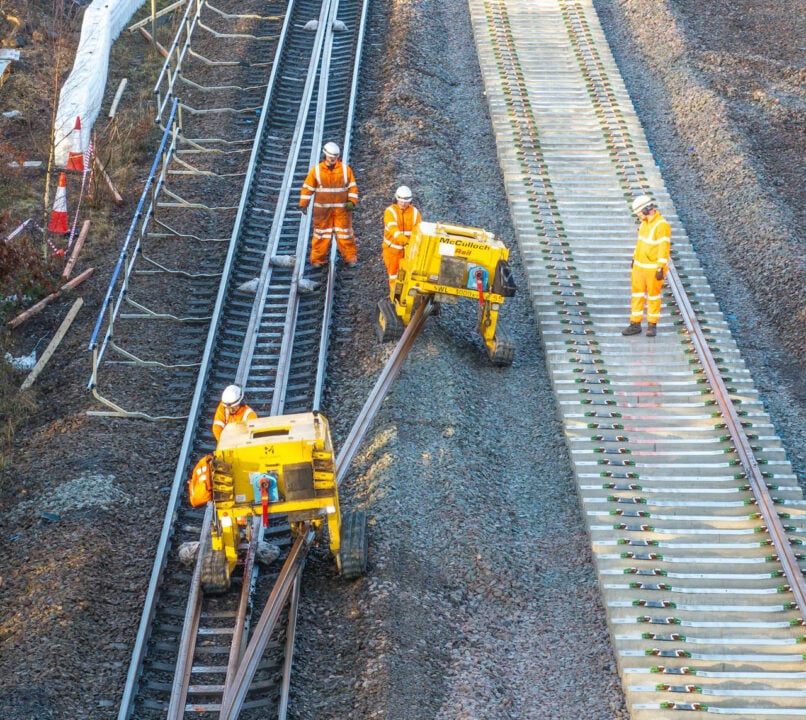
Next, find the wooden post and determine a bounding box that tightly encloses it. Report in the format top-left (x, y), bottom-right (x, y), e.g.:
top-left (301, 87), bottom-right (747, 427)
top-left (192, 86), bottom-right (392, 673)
top-left (151, 0), bottom-right (157, 52)
top-left (94, 157), bottom-right (123, 205)
top-left (108, 79), bottom-right (128, 119)
top-left (62, 220), bottom-right (90, 280)
top-left (127, 1), bottom-right (185, 32)
top-left (7, 267), bottom-right (94, 329)
top-left (137, 26), bottom-right (168, 58)
top-left (21, 298), bottom-right (83, 390)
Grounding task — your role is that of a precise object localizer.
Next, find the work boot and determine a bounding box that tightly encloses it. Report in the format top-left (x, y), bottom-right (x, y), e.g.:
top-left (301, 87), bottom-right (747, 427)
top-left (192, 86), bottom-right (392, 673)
top-left (621, 322), bottom-right (642, 336)
top-left (646, 323), bottom-right (657, 337)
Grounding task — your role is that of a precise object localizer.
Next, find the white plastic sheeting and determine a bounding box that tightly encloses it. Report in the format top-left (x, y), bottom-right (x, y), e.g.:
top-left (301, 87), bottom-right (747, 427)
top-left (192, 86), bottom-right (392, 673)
top-left (54, 0), bottom-right (146, 167)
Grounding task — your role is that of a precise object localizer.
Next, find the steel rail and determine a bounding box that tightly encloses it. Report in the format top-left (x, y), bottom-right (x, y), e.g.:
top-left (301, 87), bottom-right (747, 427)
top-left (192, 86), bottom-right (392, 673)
top-left (335, 301), bottom-right (433, 487)
top-left (166, 0), bottom-right (374, 704)
top-left (278, 573), bottom-right (302, 720)
top-left (470, 0), bottom-right (806, 716)
top-left (555, 0), bottom-right (806, 617)
top-left (236, 0), bottom-right (333, 389)
top-left (218, 531), bottom-right (314, 719)
top-left (166, 505), bottom-right (212, 719)
top-left (223, 518), bottom-right (263, 690)
top-left (667, 265), bottom-right (806, 613)
top-left (312, 0), bottom-right (370, 409)
top-left (269, 0), bottom-right (340, 413)
top-left (165, 2), bottom-right (334, 710)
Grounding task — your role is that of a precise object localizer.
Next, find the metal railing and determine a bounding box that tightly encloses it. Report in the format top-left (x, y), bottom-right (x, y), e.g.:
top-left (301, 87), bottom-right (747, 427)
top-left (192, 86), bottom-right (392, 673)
top-left (87, 98), bottom-right (187, 419)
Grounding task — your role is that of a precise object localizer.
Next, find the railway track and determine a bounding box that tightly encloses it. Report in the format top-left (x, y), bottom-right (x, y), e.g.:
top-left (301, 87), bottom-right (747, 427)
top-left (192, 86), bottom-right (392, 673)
top-left (94, 0), bottom-right (803, 717)
top-left (108, 0), bottom-right (370, 717)
top-left (469, 0), bottom-right (805, 717)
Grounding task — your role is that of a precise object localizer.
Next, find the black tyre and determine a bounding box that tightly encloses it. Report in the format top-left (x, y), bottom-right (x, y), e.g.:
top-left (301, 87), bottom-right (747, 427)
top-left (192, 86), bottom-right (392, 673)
top-left (340, 510), bottom-right (368, 580)
top-left (377, 298), bottom-right (404, 343)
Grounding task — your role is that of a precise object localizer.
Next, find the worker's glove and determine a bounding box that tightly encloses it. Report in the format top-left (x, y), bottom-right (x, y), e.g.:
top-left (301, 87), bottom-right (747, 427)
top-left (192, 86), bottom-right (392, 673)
top-left (300, 205), bottom-right (308, 215)
top-left (345, 200), bottom-right (356, 212)
top-left (630, 259), bottom-right (634, 269)
top-left (655, 267), bottom-right (664, 281)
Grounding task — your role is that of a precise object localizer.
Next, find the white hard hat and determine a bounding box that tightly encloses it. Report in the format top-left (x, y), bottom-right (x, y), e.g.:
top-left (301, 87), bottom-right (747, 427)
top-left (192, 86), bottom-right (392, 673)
top-left (322, 141), bottom-right (340, 157)
top-left (395, 185), bottom-right (413, 202)
top-left (631, 195), bottom-right (655, 215)
top-left (221, 384), bottom-right (243, 408)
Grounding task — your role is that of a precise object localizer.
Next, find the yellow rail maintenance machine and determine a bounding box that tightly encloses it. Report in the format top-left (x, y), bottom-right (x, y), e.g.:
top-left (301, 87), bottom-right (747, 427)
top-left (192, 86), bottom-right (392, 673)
top-left (377, 220), bottom-right (516, 366)
top-left (195, 411), bottom-right (367, 594)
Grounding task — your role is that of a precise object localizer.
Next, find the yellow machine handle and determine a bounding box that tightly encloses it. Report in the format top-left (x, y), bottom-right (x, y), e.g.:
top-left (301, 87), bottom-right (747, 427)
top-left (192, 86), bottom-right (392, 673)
top-left (251, 427), bottom-right (291, 440)
top-left (434, 222), bottom-right (487, 241)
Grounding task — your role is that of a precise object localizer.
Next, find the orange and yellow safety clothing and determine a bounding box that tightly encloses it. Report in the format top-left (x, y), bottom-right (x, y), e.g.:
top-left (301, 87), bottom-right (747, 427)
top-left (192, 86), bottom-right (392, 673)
top-left (382, 203), bottom-right (421, 290)
top-left (630, 268), bottom-right (665, 324)
top-left (630, 210), bottom-right (671, 324)
top-left (212, 402), bottom-right (257, 442)
top-left (632, 210), bottom-right (671, 272)
top-left (300, 160), bottom-right (359, 265)
top-left (188, 454), bottom-right (213, 507)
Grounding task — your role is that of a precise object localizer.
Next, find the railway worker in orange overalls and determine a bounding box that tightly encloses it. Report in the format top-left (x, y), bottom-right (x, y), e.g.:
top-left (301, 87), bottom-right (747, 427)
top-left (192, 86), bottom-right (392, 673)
top-left (622, 195), bottom-right (671, 338)
top-left (212, 384), bottom-right (257, 442)
top-left (299, 142), bottom-right (359, 267)
top-left (382, 185), bottom-right (421, 292)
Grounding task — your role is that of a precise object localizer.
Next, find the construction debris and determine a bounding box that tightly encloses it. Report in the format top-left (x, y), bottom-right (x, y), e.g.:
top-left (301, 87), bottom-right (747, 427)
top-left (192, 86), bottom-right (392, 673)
top-left (21, 298), bottom-right (83, 390)
top-left (7, 267), bottom-right (94, 330)
top-left (270, 254), bottom-right (296, 269)
top-left (0, 49), bottom-right (20, 89)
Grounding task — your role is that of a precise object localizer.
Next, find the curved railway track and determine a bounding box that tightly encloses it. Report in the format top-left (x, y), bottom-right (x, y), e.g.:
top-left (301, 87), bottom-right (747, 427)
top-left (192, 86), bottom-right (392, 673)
top-left (469, 0), bottom-right (805, 717)
top-left (100, 0), bottom-right (803, 718)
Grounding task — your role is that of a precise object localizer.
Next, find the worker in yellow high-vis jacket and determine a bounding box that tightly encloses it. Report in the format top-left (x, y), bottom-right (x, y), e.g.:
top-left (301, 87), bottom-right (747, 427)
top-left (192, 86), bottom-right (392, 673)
top-left (622, 195), bottom-right (671, 338)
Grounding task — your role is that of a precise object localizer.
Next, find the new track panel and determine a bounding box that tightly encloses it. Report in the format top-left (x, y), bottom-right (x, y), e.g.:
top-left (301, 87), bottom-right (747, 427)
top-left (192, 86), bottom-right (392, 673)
top-left (468, 1), bottom-right (805, 718)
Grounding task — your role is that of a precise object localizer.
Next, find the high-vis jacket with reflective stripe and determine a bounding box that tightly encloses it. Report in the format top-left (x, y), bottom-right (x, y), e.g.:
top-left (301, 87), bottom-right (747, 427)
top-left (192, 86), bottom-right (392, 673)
top-left (383, 203), bottom-right (421, 250)
top-left (632, 211), bottom-right (671, 271)
top-left (212, 402), bottom-right (257, 441)
top-left (300, 161), bottom-right (358, 230)
top-left (300, 160), bottom-right (359, 264)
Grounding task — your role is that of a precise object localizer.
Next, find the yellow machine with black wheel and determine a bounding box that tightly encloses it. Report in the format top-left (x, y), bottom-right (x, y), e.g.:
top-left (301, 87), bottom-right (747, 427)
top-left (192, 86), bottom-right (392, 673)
top-left (377, 221), bottom-right (516, 365)
top-left (199, 411), bottom-right (367, 595)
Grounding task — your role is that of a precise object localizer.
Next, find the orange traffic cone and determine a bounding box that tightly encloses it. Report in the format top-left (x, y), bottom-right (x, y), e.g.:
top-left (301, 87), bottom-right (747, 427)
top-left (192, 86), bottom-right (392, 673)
top-left (48, 172), bottom-right (69, 234)
top-left (66, 116), bottom-right (84, 172)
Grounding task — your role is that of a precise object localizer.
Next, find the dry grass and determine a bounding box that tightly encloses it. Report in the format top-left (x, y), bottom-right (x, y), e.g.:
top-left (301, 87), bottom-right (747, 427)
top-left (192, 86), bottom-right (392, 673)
top-left (0, 0), bottom-right (171, 287)
top-left (0, 0), bottom-right (176, 461)
top-left (0, 360), bottom-right (38, 468)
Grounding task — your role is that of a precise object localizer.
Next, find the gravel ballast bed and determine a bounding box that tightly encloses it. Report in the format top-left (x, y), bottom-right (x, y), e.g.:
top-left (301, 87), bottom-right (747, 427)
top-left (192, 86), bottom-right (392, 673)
top-left (0, 0), bottom-right (802, 718)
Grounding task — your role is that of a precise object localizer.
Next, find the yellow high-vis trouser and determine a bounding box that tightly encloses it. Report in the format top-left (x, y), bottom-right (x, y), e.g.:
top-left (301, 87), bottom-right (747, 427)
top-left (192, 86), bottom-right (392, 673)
top-left (630, 266), bottom-right (665, 324)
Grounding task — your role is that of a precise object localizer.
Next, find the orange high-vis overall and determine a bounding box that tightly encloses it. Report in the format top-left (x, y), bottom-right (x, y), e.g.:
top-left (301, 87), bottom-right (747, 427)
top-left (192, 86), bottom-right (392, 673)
top-left (630, 211), bottom-right (671, 324)
top-left (299, 160), bottom-right (359, 265)
top-left (212, 402), bottom-right (257, 442)
top-left (382, 203), bottom-right (421, 290)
